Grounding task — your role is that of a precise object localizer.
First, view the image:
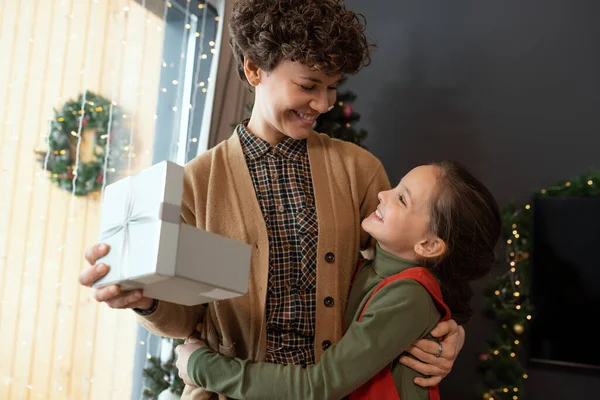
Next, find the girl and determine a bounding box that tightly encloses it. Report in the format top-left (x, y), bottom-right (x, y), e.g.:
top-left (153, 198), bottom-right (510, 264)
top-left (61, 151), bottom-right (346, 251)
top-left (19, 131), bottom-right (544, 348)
top-left (176, 161), bottom-right (501, 400)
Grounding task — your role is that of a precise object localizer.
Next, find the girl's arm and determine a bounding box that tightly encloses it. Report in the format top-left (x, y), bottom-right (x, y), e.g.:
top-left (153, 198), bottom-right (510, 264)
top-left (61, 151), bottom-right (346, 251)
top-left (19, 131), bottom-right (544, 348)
top-left (186, 280), bottom-right (438, 400)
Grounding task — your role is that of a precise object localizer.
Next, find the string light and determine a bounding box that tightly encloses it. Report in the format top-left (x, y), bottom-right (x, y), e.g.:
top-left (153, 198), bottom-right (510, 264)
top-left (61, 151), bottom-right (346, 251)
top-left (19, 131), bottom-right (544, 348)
top-left (5, 0), bottom-right (219, 396)
top-left (183, 0), bottom-right (211, 163)
top-left (49, 0), bottom-right (101, 396)
top-left (480, 173), bottom-right (599, 399)
top-left (1, 0), bottom-right (65, 397)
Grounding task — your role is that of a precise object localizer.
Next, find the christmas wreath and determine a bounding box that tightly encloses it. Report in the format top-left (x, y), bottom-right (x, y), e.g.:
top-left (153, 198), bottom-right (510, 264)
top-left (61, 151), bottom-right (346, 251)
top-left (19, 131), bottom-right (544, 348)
top-left (36, 92), bottom-right (128, 196)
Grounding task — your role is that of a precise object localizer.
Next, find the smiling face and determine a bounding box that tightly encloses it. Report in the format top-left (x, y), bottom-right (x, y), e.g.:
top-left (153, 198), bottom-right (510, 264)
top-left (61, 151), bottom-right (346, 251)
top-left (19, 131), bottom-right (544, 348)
top-left (362, 165), bottom-right (444, 260)
top-left (244, 59), bottom-right (340, 145)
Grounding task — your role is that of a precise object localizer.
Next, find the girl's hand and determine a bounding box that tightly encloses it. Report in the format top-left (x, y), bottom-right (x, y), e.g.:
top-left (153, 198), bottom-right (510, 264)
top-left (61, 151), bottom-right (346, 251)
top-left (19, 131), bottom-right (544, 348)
top-left (399, 319), bottom-right (465, 387)
top-left (175, 337), bottom-right (208, 386)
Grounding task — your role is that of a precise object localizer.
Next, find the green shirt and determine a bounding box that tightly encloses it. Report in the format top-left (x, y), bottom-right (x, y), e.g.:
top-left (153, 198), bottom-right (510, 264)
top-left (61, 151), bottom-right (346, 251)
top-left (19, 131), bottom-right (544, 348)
top-left (188, 245), bottom-right (441, 400)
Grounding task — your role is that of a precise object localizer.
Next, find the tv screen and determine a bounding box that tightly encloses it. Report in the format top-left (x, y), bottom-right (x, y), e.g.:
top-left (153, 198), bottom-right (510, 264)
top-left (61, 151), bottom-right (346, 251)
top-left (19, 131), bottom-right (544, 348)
top-left (529, 197), bottom-right (600, 370)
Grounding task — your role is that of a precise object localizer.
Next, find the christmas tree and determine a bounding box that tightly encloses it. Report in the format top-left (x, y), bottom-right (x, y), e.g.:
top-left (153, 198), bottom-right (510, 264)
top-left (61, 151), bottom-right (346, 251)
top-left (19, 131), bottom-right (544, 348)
top-left (142, 78), bottom-right (368, 397)
top-left (477, 170), bottom-right (599, 399)
top-left (142, 338), bottom-right (185, 400)
top-left (313, 77), bottom-right (368, 147)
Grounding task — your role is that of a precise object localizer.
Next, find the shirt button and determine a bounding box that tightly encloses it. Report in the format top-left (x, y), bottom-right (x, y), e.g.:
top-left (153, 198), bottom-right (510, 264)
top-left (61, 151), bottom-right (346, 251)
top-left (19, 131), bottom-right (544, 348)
top-left (272, 172), bottom-right (279, 180)
top-left (278, 205), bottom-right (285, 213)
top-left (324, 296), bottom-right (334, 307)
top-left (322, 340), bottom-right (332, 350)
top-left (325, 252), bottom-right (335, 263)
top-left (284, 322), bottom-right (292, 330)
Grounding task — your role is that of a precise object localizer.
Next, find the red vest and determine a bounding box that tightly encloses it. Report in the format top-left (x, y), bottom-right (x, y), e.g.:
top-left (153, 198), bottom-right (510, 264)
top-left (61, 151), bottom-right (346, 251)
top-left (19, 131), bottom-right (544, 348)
top-left (349, 265), bottom-right (451, 400)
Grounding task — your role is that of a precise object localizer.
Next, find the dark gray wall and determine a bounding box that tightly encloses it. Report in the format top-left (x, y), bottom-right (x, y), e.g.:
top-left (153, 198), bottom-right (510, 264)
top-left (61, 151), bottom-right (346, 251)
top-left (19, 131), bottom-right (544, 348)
top-left (343, 0), bottom-right (600, 398)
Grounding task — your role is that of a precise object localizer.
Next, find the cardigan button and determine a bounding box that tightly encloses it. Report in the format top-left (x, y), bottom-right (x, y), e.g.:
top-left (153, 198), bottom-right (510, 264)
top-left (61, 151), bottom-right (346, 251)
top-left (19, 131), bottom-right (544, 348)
top-left (325, 252), bottom-right (335, 263)
top-left (324, 297), bottom-right (334, 307)
top-left (322, 340), bottom-right (332, 350)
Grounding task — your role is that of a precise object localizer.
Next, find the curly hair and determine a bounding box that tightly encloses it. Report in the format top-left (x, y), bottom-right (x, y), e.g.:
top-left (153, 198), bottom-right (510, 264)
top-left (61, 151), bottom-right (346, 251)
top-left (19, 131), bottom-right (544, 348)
top-left (229, 0), bottom-right (372, 84)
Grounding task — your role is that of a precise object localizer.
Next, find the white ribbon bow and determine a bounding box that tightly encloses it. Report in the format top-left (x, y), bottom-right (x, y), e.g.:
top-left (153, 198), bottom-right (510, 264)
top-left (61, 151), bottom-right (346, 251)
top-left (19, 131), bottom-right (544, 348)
top-left (99, 178), bottom-right (180, 280)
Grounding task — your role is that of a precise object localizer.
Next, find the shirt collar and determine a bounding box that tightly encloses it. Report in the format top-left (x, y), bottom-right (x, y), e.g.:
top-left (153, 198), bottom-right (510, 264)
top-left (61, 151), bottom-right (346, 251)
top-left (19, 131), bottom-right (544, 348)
top-left (237, 120), bottom-right (307, 161)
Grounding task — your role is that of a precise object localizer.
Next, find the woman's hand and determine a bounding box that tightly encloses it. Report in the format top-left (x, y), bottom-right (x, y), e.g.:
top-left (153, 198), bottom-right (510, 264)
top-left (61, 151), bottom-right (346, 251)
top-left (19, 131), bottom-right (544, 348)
top-left (79, 243), bottom-right (155, 310)
top-left (399, 319), bottom-right (465, 387)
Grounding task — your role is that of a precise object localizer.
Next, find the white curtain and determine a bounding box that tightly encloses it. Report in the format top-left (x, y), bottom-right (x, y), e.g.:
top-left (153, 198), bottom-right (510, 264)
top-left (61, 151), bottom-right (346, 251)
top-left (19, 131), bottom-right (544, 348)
top-left (198, 0), bottom-right (254, 154)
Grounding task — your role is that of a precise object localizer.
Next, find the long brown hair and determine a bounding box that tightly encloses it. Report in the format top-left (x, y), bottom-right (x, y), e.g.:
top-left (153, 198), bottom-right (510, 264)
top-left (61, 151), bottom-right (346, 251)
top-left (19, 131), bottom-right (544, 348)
top-left (425, 161), bottom-right (501, 324)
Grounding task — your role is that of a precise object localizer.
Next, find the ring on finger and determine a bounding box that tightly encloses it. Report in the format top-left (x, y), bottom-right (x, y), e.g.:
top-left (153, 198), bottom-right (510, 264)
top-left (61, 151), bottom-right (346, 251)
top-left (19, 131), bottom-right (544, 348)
top-left (435, 342), bottom-right (443, 358)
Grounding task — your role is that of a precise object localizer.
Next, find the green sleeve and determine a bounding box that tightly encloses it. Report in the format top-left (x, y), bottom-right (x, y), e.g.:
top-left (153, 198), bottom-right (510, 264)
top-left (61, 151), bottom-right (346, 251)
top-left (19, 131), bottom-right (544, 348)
top-left (187, 280), bottom-right (437, 400)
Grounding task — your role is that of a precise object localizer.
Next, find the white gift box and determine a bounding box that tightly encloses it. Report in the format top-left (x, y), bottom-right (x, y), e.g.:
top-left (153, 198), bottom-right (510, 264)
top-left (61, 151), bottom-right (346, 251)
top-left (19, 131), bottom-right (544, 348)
top-left (92, 160), bottom-right (251, 306)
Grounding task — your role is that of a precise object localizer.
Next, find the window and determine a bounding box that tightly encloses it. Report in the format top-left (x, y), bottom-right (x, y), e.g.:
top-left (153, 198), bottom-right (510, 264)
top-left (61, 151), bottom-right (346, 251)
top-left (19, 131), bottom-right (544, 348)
top-left (130, 1), bottom-right (222, 398)
top-left (141, 0), bottom-right (221, 165)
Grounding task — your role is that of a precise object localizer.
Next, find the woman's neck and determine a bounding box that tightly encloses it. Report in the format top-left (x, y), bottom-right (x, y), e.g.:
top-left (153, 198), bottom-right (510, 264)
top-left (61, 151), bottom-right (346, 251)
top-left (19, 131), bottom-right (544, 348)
top-left (246, 113), bottom-right (285, 146)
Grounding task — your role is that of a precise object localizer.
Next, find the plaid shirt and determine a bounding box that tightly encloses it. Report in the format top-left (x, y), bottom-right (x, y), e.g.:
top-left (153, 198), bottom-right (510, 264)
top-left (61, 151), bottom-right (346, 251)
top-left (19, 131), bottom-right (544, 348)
top-left (238, 122), bottom-right (318, 366)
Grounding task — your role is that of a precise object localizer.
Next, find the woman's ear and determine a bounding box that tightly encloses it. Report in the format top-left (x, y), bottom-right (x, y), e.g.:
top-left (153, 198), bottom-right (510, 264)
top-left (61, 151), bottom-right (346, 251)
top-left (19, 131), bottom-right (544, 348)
top-left (414, 236), bottom-right (447, 260)
top-left (243, 57), bottom-right (261, 87)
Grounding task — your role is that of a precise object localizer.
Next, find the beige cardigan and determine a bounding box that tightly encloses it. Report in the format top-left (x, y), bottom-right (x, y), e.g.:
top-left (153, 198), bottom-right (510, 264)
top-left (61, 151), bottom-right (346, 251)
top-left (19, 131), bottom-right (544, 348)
top-left (139, 129), bottom-right (390, 399)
